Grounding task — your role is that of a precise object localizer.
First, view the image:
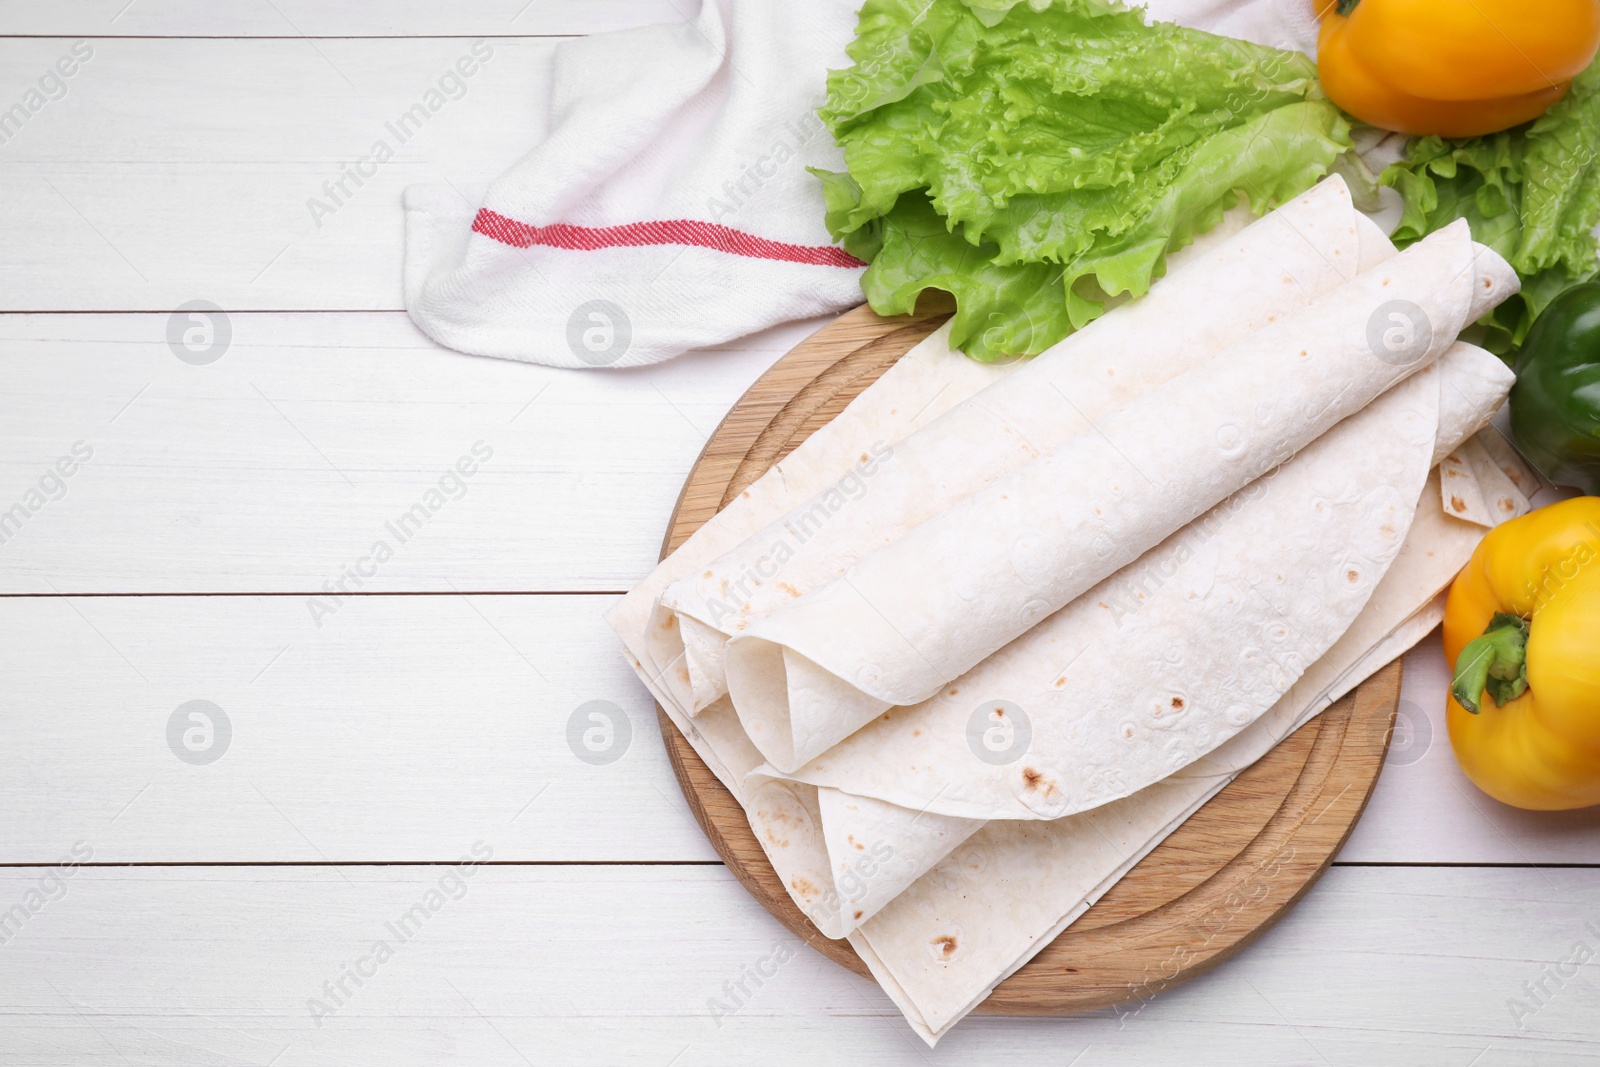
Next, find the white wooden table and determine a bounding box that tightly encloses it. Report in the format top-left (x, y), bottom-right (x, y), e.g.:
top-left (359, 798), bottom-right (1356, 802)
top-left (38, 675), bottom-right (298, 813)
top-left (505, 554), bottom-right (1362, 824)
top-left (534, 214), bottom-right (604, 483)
top-left (1, 4), bottom-right (1597, 1063)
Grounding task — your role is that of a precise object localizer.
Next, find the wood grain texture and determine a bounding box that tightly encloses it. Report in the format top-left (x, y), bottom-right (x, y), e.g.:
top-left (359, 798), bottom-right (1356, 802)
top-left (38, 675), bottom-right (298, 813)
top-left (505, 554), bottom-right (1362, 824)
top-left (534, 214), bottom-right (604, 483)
top-left (0, 591), bottom-right (1594, 866)
top-left (0, 311), bottom-right (820, 593)
top-left (655, 302), bottom-right (1403, 1013)
top-left (0, 593), bottom-right (718, 864)
top-left (3, 865), bottom-right (1596, 1066)
top-left (0, 37), bottom-right (556, 311)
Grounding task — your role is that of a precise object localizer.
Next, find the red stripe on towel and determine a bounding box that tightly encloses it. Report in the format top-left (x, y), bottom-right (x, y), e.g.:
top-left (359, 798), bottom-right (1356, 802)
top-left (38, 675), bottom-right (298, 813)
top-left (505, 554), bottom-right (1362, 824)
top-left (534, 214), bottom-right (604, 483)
top-left (471, 209), bottom-right (867, 268)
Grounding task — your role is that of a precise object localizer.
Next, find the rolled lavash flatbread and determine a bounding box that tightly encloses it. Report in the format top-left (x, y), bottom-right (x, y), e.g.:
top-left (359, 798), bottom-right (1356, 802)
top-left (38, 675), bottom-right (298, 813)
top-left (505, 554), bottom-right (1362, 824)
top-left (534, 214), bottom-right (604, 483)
top-left (785, 344), bottom-right (1517, 939)
top-left (648, 177), bottom-right (1380, 717)
top-left (607, 234), bottom-right (1524, 1019)
top-left (610, 327), bottom-right (1517, 956)
top-left (725, 221), bottom-right (1512, 773)
top-left (634, 194), bottom-right (1417, 933)
top-left (636, 336), bottom-right (1515, 946)
top-left (610, 203), bottom-right (1515, 942)
top-left (608, 348), bottom-right (1510, 959)
top-left (767, 339), bottom-right (1521, 821)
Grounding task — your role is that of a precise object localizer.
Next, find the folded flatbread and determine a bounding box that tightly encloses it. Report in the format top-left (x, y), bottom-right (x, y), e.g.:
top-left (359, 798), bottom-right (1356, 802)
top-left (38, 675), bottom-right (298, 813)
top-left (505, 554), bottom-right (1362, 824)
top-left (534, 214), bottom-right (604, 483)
top-left (725, 221), bottom-right (1512, 773)
top-left (605, 184), bottom-right (1526, 1039)
top-left (648, 177), bottom-right (1383, 717)
top-left (766, 338), bottom-right (1523, 814)
top-left (742, 340), bottom-right (1516, 934)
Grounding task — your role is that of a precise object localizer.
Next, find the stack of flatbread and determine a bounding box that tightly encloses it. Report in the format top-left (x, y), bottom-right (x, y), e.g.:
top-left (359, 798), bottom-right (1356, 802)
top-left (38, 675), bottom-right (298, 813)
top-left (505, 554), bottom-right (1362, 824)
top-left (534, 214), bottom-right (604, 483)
top-left (607, 176), bottom-right (1537, 1044)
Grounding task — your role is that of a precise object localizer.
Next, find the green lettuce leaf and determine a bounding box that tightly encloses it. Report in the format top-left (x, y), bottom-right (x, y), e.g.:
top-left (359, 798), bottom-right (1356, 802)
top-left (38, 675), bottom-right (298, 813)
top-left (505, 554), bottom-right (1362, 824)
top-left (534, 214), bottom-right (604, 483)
top-left (1381, 58), bottom-right (1600, 354)
top-left (856, 189), bottom-right (1078, 361)
top-left (817, 0), bottom-right (1353, 361)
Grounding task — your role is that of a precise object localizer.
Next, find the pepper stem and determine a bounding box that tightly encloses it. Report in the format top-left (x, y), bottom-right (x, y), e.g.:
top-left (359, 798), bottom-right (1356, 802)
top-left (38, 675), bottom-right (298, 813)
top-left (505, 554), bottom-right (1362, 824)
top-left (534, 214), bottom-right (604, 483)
top-left (1334, 0), bottom-right (1360, 15)
top-left (1450, 612), bottom-right (1530, 714)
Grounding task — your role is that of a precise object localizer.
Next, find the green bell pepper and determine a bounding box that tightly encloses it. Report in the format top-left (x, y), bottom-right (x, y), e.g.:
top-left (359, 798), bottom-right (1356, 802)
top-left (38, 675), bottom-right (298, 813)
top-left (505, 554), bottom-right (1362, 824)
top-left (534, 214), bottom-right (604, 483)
top-left (1510, 282), bottom-right (1600, 495)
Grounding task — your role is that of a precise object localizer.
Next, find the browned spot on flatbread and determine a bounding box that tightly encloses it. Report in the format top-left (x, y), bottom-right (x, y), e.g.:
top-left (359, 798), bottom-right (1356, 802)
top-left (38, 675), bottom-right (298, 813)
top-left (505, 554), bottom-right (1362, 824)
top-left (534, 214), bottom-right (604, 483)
top-left (854, 910), bottom-right (864, 920)
top-left (790, 877), bottom-right (819, 899)
top-left (1347, 569), bottom-right (1360, 582)
top-left (1021, 767), bottom-right (1063, 800)
top-left (1171, 697), bottom-right (1185, 710)
top-left (932, 935), bottom-right (958, 959)
top-left (778, 582), bottom-right (800, 598)
top-left (1451, 495), bottom-right (1467, 513)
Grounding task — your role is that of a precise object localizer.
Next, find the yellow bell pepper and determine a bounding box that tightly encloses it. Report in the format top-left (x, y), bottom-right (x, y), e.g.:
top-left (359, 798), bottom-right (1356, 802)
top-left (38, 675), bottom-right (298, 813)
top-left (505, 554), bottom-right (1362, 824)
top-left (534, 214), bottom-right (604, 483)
top-left (1317, 0), bottom-right (1600, 137)
top-left (1444, 497), bottom-right (1600, 810)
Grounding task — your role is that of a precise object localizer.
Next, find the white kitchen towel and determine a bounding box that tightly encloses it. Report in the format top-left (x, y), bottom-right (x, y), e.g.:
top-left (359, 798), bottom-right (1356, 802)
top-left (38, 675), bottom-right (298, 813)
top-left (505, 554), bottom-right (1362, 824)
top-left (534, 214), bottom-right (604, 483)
top-left (403, 0), bottom-right (1322, 369)
top-left (403, 0), bottom-right (866, 369)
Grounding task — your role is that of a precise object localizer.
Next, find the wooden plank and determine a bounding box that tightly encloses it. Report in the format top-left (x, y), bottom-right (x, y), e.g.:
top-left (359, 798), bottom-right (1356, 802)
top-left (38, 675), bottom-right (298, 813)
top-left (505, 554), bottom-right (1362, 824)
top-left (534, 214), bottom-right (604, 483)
top-left (0, 593), bottom-right (719, 863)
top-left (0, 312), bottom-right (825, 593)
top-left (0, 1), bottom-right (681, 38)
top-left (0, 37), bottom-right (558, 310)
top-left (1, 595), bottom-right (1595, 867)
top-left (0, 865), bottom-right (1594, 1063)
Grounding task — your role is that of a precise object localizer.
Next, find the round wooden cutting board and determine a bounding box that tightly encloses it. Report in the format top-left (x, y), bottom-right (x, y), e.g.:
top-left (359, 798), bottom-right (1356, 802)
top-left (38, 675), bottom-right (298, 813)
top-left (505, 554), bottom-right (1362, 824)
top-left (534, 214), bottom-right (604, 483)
top-left (656, 296), bottom-right (1402, 1015)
